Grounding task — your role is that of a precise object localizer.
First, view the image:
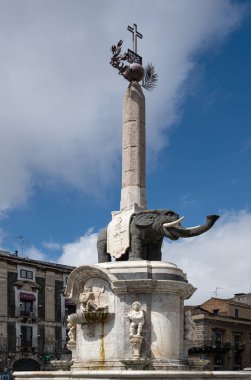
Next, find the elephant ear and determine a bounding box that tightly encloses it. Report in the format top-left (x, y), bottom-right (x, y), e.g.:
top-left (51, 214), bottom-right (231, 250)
top-left (134, 212), bottom-right (157, 227)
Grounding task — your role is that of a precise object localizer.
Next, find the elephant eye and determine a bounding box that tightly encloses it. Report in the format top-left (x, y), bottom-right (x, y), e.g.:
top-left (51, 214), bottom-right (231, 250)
top-left (165, 212), bottom-right (174, 216)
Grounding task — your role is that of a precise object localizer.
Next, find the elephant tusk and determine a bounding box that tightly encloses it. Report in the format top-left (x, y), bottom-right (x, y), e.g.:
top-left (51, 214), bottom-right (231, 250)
top-left (163, 216), bottom-right (184, 228)
top-left (182, 225), bottom-right (201, 231)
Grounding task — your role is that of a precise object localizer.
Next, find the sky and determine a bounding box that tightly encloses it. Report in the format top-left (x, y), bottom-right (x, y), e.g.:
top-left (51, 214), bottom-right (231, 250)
top-left (0, 0), bottom-right (251, 304)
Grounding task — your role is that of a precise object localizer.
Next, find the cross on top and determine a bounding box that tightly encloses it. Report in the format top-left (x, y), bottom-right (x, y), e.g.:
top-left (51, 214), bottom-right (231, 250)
top-left (127, 23), bottom-right (143, 54)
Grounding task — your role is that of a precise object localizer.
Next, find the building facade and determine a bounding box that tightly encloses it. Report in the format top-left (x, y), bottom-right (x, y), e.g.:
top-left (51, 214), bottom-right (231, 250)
top-left (0, 250), bottom-right (76, 373)
top-left (188, 294), bottom-right (251, 371)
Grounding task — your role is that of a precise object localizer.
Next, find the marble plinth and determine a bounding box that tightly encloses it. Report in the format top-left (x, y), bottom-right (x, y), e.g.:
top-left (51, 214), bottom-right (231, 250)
top-left (64, 261), bottom-right (196, 371)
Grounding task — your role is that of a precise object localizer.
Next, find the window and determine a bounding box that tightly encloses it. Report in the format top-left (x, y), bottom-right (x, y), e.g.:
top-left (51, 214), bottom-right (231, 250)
top-left (214, 354), bottom-right (223, 365)
top-left (63, 274), bottom-right (68, 287)
top-left (234, 308), bottom-right (240, 318)
top-left (20, 300), bottom-right (33, 316)
top-left (21, 326), bottom-right (33, 347)
top-left (17, 265), bottom-right (36, 281)
top-left (20, 269), bottom-right (33, 280)
top-left (213, 309), bottom-right (219, 316)
top-left (234, 352), bottom-right (241, 364)
top-left (65, 299), bottom-right (76, 316)
top-left (234, 334), bottom-right (241, 349)
top-left (65, 305), bottom-right (76, 316)
top-left (213, 331), bottom-right (222, 348)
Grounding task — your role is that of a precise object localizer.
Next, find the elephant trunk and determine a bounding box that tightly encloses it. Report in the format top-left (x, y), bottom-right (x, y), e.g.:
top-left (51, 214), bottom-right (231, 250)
top-left (166, 215), bottom-right (219, 238)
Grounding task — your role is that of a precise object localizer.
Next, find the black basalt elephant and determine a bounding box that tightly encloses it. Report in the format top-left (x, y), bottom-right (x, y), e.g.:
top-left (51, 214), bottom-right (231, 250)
top-left (97, 209), bottom-right (219, 263)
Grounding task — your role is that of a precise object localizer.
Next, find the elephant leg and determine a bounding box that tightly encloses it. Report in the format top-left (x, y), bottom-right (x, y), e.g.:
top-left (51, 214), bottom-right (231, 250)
top-left (154, 245), bottom-right (162, 261)
top-left (97, 239), bottom-right (111, 263)
top-left (147, 244), bottom-right (162, 261)
top-left (97, 227), bottom-right (111, 263)
top-left (129, 236), bottom-right (143, 260)
top-left (98, 249), bottom-right (111, 263)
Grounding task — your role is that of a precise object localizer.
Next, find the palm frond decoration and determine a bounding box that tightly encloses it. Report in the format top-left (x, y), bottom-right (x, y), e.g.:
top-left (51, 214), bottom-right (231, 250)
top-left (142, 63), bottom-right (158, 91)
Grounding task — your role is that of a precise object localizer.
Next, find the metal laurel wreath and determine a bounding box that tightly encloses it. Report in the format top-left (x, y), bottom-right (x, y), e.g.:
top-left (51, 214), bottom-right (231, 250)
top-left (110, 40), bottom-right (129, 74)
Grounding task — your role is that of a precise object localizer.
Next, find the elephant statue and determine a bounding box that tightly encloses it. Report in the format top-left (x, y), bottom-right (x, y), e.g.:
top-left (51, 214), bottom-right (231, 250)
top-left (97, 209), bottom-right (219, 263)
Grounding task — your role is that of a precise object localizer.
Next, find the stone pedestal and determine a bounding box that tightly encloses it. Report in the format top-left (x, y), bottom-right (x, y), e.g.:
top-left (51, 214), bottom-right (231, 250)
top-left (183, 339), bottom-right (192, 359)
top-left (129, 335), bottom-right (143, 359)
top-left (64, 260), bottom-right (195, 371)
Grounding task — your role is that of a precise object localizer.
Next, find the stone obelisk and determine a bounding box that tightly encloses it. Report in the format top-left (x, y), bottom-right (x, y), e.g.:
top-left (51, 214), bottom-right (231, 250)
top-left (120, 81), bottom-right (146, 210)
top-left (106, 24), bottom-right (149, 259)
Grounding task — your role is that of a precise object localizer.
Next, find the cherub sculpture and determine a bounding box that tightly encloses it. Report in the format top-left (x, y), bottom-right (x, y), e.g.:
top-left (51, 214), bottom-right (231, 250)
top-left (128, 301), bottom-right (145, 337)
top-left (79, 286), bottom-right (98, 312)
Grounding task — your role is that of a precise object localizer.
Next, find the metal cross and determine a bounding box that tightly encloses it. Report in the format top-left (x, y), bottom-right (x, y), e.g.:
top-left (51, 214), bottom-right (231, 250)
top-left (127, 23), bottom-right (143, 54)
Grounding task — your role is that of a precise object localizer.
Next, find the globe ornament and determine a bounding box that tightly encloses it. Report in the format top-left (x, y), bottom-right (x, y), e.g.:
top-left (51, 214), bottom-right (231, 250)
top-left (123, 63), bottom-right (145, 82)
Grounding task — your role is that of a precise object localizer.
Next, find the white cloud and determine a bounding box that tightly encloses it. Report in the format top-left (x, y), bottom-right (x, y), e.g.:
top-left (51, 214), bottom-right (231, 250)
top-left (58, 229), bottom-right (97, 267)
top-left (25, 245), bottom-right (47, 262)
top-left (43, 241), bottom-right (61, 250)
top-left (163, 210), bottom-right (251, 304)
top-left (0, 0), bottom-right (247, 214)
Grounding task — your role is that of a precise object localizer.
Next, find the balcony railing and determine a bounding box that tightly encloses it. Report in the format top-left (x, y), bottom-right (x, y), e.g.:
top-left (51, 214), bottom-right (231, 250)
top-left (190, 340), bottom-right (246, 354)
top-left (17, 311), bottom-right (38, 321)
top-left (190, 340), bottom-right (232, 353)
top-left (19, 346), bottom-right (38, 355)
top-left (234, 343), bottom-right (245, 351)
top-left (20, 310), bottom-right (31, 316)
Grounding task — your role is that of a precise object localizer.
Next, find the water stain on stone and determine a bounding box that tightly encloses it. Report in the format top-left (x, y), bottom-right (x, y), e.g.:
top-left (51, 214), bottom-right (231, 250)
top-left (100, 321), bottom-right (105, 364)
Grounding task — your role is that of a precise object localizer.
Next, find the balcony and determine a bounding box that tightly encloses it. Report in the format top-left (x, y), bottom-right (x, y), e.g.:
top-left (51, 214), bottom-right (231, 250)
top-left (234, 343), bottom-right (245, 351)
top-left (17, 311), bottom-right (39, 322)
top-left (19, 346), bottom-right (38, 355)
top-left (190, 340), bottom-right (231, 354)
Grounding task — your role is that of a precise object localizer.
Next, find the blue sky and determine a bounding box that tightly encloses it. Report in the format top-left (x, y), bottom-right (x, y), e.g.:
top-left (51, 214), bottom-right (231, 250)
top-left (0, 0), bottom-right (251, 303)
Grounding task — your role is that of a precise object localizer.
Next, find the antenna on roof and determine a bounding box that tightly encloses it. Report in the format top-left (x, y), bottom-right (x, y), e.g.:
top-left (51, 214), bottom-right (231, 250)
top-left (13, 235), bottom-right (30, 255)
top-left (212, 287), bottom-right (224, 298)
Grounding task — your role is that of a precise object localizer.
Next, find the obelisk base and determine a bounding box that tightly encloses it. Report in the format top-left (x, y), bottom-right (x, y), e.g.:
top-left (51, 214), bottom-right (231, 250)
top-left (120, 186), bottom-right (146, 211)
